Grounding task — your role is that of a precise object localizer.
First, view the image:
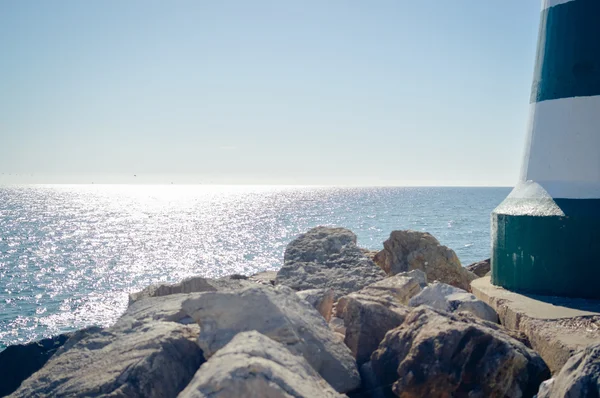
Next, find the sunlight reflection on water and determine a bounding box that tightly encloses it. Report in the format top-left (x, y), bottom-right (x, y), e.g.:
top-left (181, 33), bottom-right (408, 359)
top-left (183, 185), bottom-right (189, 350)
top-left (0, 185), bottom-right (509, 348)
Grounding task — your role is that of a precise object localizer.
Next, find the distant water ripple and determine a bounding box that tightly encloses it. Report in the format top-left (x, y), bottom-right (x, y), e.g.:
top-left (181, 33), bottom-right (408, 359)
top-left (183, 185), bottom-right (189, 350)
top-left (0, 185), bottom-right (509, 348)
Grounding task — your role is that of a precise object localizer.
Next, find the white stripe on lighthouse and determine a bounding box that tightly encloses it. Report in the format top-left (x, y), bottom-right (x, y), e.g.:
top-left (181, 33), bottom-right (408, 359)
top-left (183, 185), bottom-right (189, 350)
top-left (520, 95), bottom-right (600, 199)
top-left (542, 0), bottom-right (577, 10)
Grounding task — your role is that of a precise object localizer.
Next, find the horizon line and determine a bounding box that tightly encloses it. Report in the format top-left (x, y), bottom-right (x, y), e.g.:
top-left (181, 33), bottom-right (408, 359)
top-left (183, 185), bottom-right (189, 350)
top-left (0, 182), bottom-right (513, 188)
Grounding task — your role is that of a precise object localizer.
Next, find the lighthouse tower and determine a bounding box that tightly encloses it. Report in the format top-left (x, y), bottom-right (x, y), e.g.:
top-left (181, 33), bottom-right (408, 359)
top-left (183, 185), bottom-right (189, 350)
top-left (491, 0), bottom-right (600, 299)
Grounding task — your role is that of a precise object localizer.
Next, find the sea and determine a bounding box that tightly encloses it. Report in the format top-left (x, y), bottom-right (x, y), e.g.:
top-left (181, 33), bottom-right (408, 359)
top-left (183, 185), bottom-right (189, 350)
top-left (0, 185), bottom-right (510, 350)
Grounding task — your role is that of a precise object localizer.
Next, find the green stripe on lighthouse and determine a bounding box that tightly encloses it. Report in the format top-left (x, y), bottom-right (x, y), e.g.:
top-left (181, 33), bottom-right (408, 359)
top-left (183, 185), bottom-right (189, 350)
top-left (491, 0), bottom-right (600, 299)
top-left (531, 0), bottom-right (600, 102)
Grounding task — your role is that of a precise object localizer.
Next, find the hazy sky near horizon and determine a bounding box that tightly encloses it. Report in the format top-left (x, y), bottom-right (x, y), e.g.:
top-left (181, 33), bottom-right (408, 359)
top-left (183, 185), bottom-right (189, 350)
top-left (0, 1), bottom-right (541, 185)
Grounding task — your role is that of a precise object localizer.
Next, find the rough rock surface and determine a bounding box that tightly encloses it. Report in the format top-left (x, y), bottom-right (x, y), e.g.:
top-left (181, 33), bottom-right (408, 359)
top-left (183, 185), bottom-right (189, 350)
top-left (275, 227), bottom-right (386, 298)
top-left (183, 285), bottom-right (360, 393)
top-left (128, 275), bottom-right (254, 305)
top-left (11, 294), bottom-right (205, 398)
top-left (355, 271), bottom-right (424, 305)
top-left (178, 331), bottom-right (344, 398)
top-left (329, 316), bottom-right (346, 335)
top-left (339, 294), bottom-right (409, 366)
top-left (537, 343), bottom-right (600, 398)
top-left (402, 269), bottom-right (428, 288)
top-left (409, 282), bottom-right (498, 322)
top-left (365, 306), bottom-right (550, 398)
top-left (373, 230), bottom-right (477, 291)
top-left (248, 270), bottom-right (278, 286)
top-left (360, 248), bottom-right (379, 262)
top-left (332, 270), bottom-right (423, 365)
top-left (297, 288), bottom-right (335, 322)
top-left (465, 258), bottom-right (491, 278)
top-left (0, 333), bottom-right (73, 397)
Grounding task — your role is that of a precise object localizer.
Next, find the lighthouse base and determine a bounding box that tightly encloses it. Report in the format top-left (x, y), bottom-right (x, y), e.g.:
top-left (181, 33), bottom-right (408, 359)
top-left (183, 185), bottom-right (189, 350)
top-left (492, 196), bottom-right (600, 299)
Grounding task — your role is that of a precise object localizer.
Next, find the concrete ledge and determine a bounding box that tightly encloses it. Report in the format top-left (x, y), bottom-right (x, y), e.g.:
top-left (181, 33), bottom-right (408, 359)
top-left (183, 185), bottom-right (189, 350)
top-left (472, 276), bottom-right (600, 374)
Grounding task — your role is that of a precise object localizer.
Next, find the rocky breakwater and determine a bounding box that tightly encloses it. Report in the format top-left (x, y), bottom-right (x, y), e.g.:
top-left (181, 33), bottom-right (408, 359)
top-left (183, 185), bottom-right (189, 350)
top-left (5, 226), bottom-right (599, 397)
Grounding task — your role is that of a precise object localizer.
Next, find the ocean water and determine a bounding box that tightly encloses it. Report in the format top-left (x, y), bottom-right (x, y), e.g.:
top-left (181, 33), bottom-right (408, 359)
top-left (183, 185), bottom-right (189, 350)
top-left (0, 185), bottom-right (510, 349)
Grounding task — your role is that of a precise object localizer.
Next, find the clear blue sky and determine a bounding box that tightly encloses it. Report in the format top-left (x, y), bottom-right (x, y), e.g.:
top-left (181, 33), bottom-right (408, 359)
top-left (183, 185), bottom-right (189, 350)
top-left (0, 0), bottom-right (541, 185)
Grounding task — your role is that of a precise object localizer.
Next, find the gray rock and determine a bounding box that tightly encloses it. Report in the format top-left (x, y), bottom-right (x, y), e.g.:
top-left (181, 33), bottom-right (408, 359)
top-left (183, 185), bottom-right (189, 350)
top-left (354, 272), bottom-right (423, 305)
top-left (0, 333), bottom-right (73, 397)
top-left (373, 230), bottom-right (477, 291)
top-left (339, 294), bottom-right (409, 366)
top-left (329, 316), bottom-right (346, 335)
top-left (297, 288), bottom-right (335, 322)
top-left (536, 343), bottom-right (600, 398)
top-left (332, 271), bottom-right (423, 367)
top-left (360, 248), bottom-right (379, 262)
top-left (275, 227), bottom-right (386, 298)
top-left (128, 276), bottom-right (254, 305)
top-left (248, 270), bottom-right (278, 286)
top-left (11, 294), bottom-right (204, 398)
top-left (402, 269), bottom-right (428, 288)
top-left (409, 282), bottom-right (498, 322)
top-left (466, 258), bottom-right (491, 277)
top-left (183, 285), bottom-right (360, 393)
top-left (365, 306), bottom-right (550, 398)
top-left (334, 270), bottom-right (423, 320)
top-left (178, 331), bottom-right (344, 398)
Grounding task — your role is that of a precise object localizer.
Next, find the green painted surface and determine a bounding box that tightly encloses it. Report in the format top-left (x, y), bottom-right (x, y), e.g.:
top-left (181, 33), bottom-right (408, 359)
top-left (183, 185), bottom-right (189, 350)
top-left (492, 198), bottom-right (600, 299)
top-left (531, 0), bottom-right (600, 103)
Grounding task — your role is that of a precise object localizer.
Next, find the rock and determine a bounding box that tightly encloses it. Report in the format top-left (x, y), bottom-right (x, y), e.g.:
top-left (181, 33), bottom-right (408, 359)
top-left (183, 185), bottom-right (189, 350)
top-left (356, 271), bottom-right (424, 305)
top-left (536, 343), bottom-right (600, 398)
top-left (275, 227), bottom-right (386, 298)
top-left (466, 258), bottom-right (491, 277)
top-left (339, 294), bottom-right (409, 366)
top-left (178, 331), bottom-right (344, 398)
top-left (248, 270), bottom-right (278, 286)
top-left (335, 271), bottom-right (424, 319)
top-left (183, 285), bottom-right (360, 393)
top-left (360, 248), bottom-right (379, 262)
top-left (333, 272), bottom-right (423, 367)
top-left (128, 275), bottom-right (254, 305)
top-left (224, 273), bottom-right (249, 280)
top-left (373, 230), bottom-right (477, 291)
top-left (297, 288), bottom-right (335, 322)
top-left (409, 282), bottom-right (498, 322)
top-left (366, 306), bottom-right (550, 398)
top-left (402, 269), bottom-right (428, 288)
top-left (329, 317), bottom-right (346, 335)
top-left (0, 333), bottom-right (73, 397)
top-left (11, 294), bottom-right (205, 398)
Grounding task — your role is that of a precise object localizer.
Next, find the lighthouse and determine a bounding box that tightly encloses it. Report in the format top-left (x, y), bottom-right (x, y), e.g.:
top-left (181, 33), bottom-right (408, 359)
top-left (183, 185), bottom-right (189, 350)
top-left (491, 0), bottom-right (600, 299)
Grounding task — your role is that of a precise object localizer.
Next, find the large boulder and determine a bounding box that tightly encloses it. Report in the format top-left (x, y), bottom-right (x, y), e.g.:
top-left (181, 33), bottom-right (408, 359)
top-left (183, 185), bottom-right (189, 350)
top-left (365, 306), bottom-right (550, 398)
top-left (178, 331), bottom-right (344, 398)
top-left (465, 258), bottom-right (491, 278)
top-left (373, 230), bottom-right (477, 291)
top-left (0, 333), bottom-right (73, 397)
top-left (409, 282), bottom-right (498, 322)
top-left (11, 294), bottom-right (205, 398)
top-left (537, 343), bottom-right (600, 398)
top-left (333, 271), bottom-right (423, 366)
top-left (182, 285), bottom-right (360, 393)
top-left (128, 275), bottom-right (254, 305)
top-left (275, 227), bottom-right (386, 298)
top-left (339, 294), bottom-right (409, 366)
top-left (297, 288), bottom-right (335, 322)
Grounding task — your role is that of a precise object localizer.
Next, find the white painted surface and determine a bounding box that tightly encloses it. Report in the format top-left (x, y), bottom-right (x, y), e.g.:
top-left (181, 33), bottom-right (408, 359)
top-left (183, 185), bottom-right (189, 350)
top-left (520, 95), bottom-right (600, 199)
top-left (542, 0), bottom-right (577, 10)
